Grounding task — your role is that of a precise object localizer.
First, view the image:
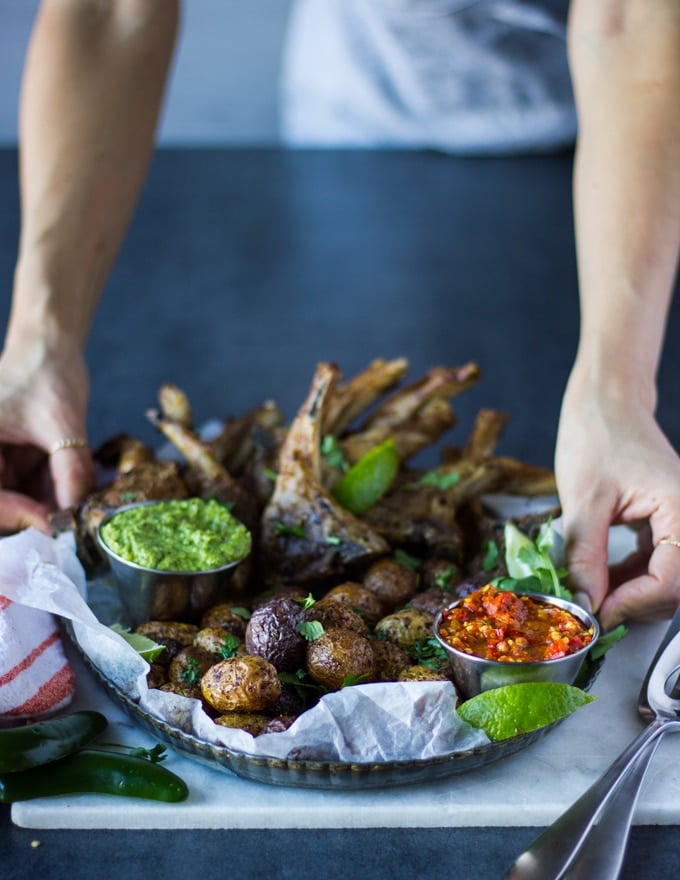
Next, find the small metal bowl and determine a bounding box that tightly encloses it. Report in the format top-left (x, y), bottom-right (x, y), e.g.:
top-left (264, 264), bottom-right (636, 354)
top-left (433, 592), bottom-right (600, 700)
top-left (96, 501), bottom-right (249, 628)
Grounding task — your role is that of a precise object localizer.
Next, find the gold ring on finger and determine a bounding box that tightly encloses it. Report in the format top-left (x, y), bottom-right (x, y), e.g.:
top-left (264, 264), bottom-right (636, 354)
top-left (48, 437), bottom-right (89, 455)
top-left (656, 535), bottom-right (680, 551)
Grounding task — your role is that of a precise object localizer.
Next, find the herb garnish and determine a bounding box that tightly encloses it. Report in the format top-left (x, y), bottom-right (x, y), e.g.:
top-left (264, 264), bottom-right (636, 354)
top-left (321, 434), bottom-right (349, 472)
top-left (275, 521), bottom-right (306, 539)
top-left (297, 620), bottom-right (325, 641)
top-left (219, 634), bottom-right (241, 659)
top-left (180, 658), bottom-right (202, 687)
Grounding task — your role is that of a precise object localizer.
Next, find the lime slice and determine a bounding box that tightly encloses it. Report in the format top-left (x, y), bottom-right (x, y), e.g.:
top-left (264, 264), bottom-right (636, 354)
top-left (110, 623), bottom-right (166, 662)
top-left (331, 438), bottom-right (399, 515)
top-left (458, 682), bottom-right (596, 741)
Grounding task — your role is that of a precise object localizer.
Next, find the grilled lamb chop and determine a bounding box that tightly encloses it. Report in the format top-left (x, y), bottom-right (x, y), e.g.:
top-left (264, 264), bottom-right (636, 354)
top-left (261, 362), bottom-right (389, 586)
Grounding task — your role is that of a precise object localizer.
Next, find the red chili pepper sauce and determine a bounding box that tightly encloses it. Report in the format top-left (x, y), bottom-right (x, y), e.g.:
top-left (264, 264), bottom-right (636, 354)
top-left (438, 584), bottom-right (595, 663)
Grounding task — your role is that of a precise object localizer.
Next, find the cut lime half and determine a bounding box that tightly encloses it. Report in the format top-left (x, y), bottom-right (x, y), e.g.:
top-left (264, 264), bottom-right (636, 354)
top-left (458, 681), bottom-right (596, 742)
top-left (110, 623), bottom-right (166, 662)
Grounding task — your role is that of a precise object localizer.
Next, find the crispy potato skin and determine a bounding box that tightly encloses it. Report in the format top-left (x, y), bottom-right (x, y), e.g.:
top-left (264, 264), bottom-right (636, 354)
top-left (194, 626), bottom-right (245, 659)
top-left (373, 608), bottom-right (436, 651)
top-left (370, 639), bottom-right (411, 682)
top-left (135, 620), bottom-right (199, 666)
top-left (245, 596), bottom-right (307, 672)
top-left (306, 597), bottom-right (368, 636)
top-left (362, 558), bottom-right (418, 611)
top-left (214, 712), bottom-right (298, 736)
top-left (306, 627), bottom-right (375, 691)
top-left (168, 645), bottom-right (216, 687)
top-left (322, 582), bottom-right (386, 626)
top-left (199, 603), bottom-right (249, 639)
top-left (201, 655), bottom-right (282, 713)
top-left (398, 664), bottom-right (451, 683)
top-left (214, 712), bottom-right (271, 736)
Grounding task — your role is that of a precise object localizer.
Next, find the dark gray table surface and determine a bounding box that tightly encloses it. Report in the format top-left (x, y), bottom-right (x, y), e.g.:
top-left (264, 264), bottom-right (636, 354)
top-left (1, 147), bottom-right (679, 879)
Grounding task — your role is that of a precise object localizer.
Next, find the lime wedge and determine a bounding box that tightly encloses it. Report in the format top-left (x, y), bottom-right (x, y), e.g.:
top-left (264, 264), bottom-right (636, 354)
top-left (110, 623), bottom-right (166, 662)
top-left (331, 438), bottom-right (399, 515)
top-left (458, 682), bottom-right (596, 741)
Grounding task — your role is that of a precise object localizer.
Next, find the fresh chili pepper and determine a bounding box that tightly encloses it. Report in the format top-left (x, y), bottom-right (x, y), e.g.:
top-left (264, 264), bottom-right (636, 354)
top-left (0, 710), bottom-right (108, 774)
top-left (0, 748), bottom-right (189, 803)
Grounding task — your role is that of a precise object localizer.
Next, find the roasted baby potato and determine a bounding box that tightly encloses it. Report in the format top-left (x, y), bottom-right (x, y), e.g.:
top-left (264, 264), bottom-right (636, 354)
top-left (168, 645), bottom-right (216, 688)
top-left (200, 602), bottom-right (249, 639)
top-left (398, 664), bottom-right (451, 683)
top-left (306, 627), bottom-right (375, 691)
top-left (407, 589), bottom-right (454, 617)
top-left (370, 638), bottom-right (411, 683)
top-left (362, 557), bottom-right (418, 611)
top-left (373, 608), bottom-right (436, 651)
top-left (245, 595), bottom-right (307, 672)
top-left (306, 597), bottom-right (368, 636)
top-left (194, 626), bottom-right (245, 659)
top-left (323, 582), bottom-right (385, 626)
top-left (135, 621), bottom-right (199, 666)
top-left (214, 712), bottom-right (271, 736)
top-left (200, 655), bottom-right (282, 713)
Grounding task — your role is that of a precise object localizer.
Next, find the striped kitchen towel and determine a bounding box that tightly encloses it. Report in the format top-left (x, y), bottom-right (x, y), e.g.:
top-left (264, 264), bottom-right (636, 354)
top-left (0, 594), bottom-right (75, 723)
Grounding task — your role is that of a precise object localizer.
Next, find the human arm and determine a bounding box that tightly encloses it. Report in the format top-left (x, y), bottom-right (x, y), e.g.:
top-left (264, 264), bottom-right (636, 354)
top-left (0, 0), bottom-right (179, 533)
top-left (556, 0), bottom-right (680, 628)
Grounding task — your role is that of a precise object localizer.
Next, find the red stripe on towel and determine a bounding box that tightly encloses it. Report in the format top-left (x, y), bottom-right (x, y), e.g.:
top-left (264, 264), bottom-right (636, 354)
top-left (0, 595), bottom-right (12, 611)
top-left (6, 662), bottom-right (76, 717)
top-left (0, 630), bottom-right (61, 686)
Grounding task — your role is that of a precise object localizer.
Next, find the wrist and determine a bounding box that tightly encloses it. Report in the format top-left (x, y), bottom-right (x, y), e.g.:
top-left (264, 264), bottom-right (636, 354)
top-left (566, 345), bottom-right (658, 415)
top-left (6, 262), bottom-right (93, 359)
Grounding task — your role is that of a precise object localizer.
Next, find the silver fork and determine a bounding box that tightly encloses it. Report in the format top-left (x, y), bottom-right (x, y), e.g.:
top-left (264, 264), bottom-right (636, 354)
top-left (503, 608), bottom-right (680, 880)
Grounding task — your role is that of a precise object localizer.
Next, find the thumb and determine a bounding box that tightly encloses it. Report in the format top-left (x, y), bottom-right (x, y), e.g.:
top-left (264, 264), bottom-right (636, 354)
top-left (0, 489), bottom-right (52, 535)
top-left (561, 503), bottom-right (612, 614)
top-left (48, 442), bottom-right (96, 509)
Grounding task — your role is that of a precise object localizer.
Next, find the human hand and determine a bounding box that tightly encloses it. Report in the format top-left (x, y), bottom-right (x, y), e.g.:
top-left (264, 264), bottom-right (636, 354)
top-left (0, 346), bottom-right (95, 534)
top-left (555, 369), bottom-right (680, 630)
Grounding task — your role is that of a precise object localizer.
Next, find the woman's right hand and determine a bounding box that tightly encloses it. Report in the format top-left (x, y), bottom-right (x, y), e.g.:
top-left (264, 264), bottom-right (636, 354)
top-left (0, 343), bottom-right (95, 534)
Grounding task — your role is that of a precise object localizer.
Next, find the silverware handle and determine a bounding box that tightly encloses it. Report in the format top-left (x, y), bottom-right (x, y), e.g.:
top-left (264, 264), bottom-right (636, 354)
top-left (502, 719), bottom-right (671, 880)
top-left (561, 732), bottom-right (663, 880)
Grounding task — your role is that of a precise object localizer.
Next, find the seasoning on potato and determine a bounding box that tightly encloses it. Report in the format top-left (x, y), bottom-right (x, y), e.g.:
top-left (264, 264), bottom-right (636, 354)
top-left (200, 655), bottom-right (282, 713)
top-left (306, 628), bottom-right (375, 691)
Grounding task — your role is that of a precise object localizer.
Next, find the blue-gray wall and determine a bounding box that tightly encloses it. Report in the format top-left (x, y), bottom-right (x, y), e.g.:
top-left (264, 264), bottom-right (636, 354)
top-left (0, 0), bottom-right (291, 145)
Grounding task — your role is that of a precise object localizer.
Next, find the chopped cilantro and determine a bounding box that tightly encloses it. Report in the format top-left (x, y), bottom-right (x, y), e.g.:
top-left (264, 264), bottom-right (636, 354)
top-left (297, 620), bottom-right (325, 641)
top-left (418, 470), bottom-right (461, 491)
top-left (411, 637), bottom-right (448, 670)
top-left (341, 673), bottom-right (370, 688)
top-left (230, 606), bottom-right (251, 620)
top-left (321, 434), bottom-right (349, 472)
top-left (481, 539), bottom-right (500, 571)
top-left (275, 521), bottom-right (306, 539)
top-left (180, 657), bottom-right (202, 687)
top-left (393, 549), bottom-right (423, 571)
top-left (433, 565), bottom-right (458, 590)
top-left (219, 634), bottom-right (242, 659)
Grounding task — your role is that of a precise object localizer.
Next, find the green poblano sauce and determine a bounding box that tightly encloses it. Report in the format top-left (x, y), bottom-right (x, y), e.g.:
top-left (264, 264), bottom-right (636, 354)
top-left (100, 498), bottom-right (251, 571)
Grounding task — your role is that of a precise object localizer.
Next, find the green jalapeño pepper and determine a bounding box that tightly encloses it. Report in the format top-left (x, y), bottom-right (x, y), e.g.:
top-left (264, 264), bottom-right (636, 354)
top-left (0, 748), bottom-right (189, 803)
top-left (0, 710), bottom-right (108, 774)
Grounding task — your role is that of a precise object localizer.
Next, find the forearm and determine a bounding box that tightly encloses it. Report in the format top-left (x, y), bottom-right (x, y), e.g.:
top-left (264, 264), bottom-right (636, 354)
top-left (5, 0), bottom-right (179, 360)
top-left (567, 0), bottom-right (680, 408)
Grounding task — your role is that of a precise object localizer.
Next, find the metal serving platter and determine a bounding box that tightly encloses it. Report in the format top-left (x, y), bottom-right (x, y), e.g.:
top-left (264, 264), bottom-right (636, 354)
top-left (69, 623), bottom-right (601, 791)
